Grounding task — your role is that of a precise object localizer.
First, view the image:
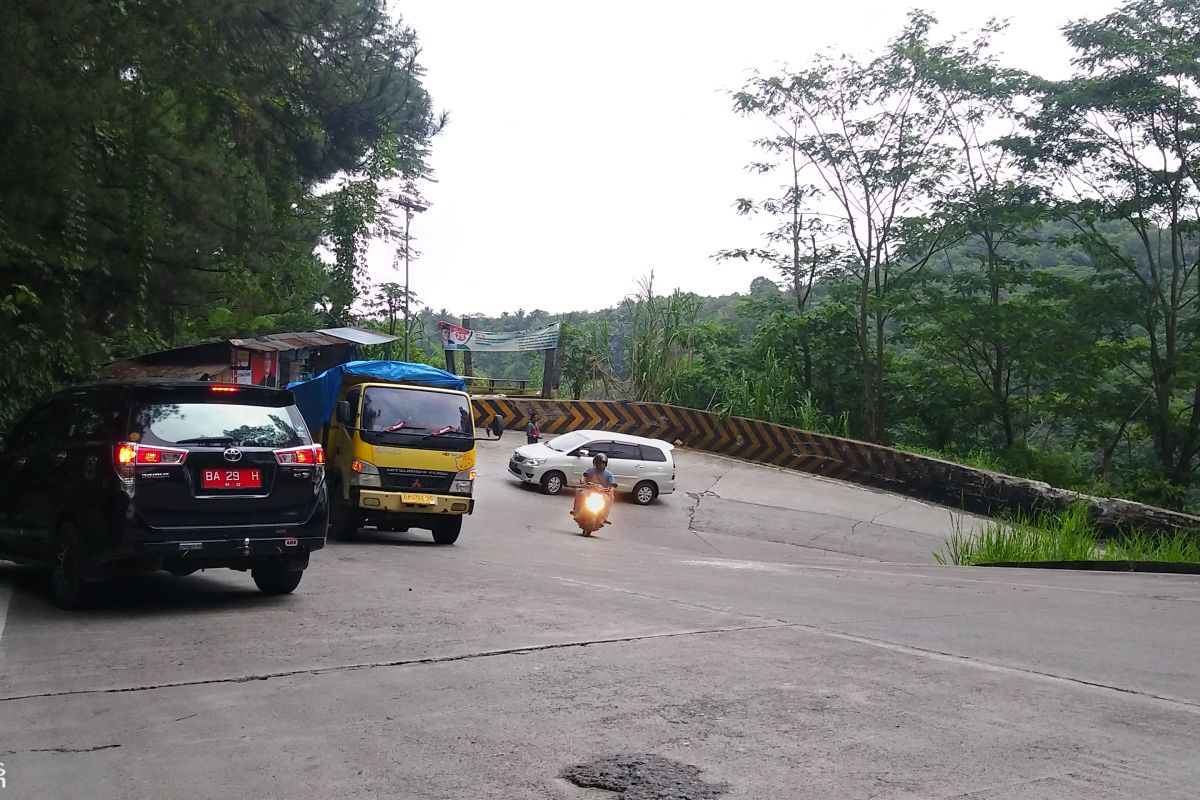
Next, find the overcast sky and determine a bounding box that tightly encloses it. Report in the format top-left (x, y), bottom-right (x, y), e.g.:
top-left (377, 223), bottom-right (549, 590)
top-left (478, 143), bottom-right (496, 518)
top-left (370, 0), bottom-right (1120, 318)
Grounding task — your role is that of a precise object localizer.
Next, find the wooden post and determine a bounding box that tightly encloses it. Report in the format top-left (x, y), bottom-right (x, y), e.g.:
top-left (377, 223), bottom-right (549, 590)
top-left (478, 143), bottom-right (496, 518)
top-left (445, 348), bottom-right (456, 374)
top-left (461, 316), bottom-right (473, 378)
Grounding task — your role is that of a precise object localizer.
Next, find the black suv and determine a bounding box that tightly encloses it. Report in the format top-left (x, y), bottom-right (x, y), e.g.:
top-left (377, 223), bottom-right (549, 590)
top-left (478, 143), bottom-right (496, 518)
top-left (0, 381), bottom-right (328, 608)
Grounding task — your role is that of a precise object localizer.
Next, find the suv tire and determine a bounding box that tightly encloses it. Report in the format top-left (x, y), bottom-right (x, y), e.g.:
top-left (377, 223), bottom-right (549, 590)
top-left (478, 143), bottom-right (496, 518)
top-left (50, 524), bottom-right (96, 610)
top-left (632, 481), bottom-right (658, 506)
top-left (540, 471), bottom-right (566, 495)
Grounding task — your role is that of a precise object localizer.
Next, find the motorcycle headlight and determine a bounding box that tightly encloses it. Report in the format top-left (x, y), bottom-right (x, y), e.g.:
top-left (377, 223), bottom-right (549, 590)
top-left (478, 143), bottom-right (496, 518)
top-left (350, 459), bottom-right (381, 488)
top-left (584, 492), bottom-right (606, 513)
top-left (451, 468), bottom-right (476, 495)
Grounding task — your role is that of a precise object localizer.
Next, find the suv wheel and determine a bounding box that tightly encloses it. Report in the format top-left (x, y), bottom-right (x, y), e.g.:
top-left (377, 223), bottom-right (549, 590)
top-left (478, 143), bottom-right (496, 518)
top-left (252, 564), bottom-right (304, 594)
top-left (432, 516), bottom-right (462, 545)
top-left (51, 524), bottom-right (95, 610)
top-left (633, 481), bottom-right (658, 506)
top-left (540, 471), bottom-right (565, 495)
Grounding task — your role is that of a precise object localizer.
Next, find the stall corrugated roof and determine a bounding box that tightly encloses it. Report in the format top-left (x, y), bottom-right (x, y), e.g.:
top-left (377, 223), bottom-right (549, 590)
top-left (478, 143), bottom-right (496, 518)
top-left (228, 326), bottom-right (398, 352)
top-left (316, 327), bottom-right (399, 346)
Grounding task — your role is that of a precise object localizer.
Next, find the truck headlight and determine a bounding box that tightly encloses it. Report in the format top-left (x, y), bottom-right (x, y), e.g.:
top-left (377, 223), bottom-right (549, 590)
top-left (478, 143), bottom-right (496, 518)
top-left (350, 459), bottom-right (381, 488)
top-left (451, 468), bottom-right (476, 495)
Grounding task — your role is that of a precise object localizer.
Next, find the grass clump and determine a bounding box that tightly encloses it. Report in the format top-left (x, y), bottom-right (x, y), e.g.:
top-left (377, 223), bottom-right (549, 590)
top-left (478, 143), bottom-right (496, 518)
top-left (934, 503), bottom-right (1200, 566)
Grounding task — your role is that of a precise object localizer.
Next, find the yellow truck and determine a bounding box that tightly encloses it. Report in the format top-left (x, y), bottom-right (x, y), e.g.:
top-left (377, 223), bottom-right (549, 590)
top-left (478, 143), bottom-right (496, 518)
top-left (290, 361), bottom-right (475, 544)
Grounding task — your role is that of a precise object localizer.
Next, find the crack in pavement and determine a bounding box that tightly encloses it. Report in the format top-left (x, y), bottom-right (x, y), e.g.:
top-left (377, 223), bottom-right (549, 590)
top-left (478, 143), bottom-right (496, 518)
top-left (0, 622), bottom-right (788, 705)
top-left (824, 498), bottom-right (910, 558)
top-left (684, 468), bottom-right (732, 554)
top-left (1, 744), bottom-right (121, 755)
top-left (520, 576), bottom-right (1200, 716)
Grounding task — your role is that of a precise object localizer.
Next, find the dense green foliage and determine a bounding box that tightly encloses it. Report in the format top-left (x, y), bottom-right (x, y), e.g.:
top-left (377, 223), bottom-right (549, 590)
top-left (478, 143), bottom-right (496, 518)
top-left (935, 504), bottom-right (1200, 565)
top-left (1, 0), bottom-right (440, 424)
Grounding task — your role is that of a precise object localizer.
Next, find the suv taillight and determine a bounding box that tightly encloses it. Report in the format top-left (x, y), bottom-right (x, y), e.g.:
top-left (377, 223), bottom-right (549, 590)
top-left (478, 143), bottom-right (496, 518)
top-left (275, 445), bottom-right (325, 483)
top-left (113, 442), bottom-right (187, 497)
top-left (275, 446), bottom-right (317, 465)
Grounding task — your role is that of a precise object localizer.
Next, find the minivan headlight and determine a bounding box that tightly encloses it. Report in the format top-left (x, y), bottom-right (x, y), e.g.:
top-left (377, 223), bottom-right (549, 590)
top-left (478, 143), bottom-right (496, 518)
top-left (451, 469), bottom-right (476, 495)
top-left (523, 458), bottom-right (544, 467)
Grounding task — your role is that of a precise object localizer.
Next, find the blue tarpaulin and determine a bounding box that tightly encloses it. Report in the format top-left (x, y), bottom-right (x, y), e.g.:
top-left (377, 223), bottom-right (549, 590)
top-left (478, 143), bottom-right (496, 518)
top-left (288, 360), bottom-right (467, 431)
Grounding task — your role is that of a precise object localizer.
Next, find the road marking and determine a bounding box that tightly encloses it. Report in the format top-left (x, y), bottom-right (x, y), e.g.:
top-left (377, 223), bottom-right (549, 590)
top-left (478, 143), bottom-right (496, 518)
top-left (678, 557), bottom-right (1200, 602)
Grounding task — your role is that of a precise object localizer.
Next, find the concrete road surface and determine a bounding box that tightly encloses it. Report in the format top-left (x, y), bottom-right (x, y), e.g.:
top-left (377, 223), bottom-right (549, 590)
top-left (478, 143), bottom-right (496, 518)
top-left (1, 439), bottom-right (1198, 799)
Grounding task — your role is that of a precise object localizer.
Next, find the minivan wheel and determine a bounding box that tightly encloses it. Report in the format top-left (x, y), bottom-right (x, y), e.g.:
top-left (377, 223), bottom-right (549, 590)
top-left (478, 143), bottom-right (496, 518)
top-left (541, 471), bottom-right (565, 495)
top-left (633, 481), bottom-right (658, 506)
top-left (252, 564), bottom-right (304, 594)
top-left (51, 524), bottom-right (95, 610)
top-left (432, 516), bottom-right (462, 545)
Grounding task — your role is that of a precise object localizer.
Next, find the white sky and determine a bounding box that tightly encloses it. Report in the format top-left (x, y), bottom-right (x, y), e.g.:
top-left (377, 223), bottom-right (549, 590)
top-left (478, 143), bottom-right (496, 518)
top-left (368, 0), bottom-right (1119, 318)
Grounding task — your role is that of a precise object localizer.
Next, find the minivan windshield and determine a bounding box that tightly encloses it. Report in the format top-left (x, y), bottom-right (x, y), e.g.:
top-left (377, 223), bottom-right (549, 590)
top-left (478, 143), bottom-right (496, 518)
top-left (546, 432), bottom-right (588, 452)
top-left (361, 387), bottom-right (472, 438)
top-left (137, 403), bottom-right (307, 448)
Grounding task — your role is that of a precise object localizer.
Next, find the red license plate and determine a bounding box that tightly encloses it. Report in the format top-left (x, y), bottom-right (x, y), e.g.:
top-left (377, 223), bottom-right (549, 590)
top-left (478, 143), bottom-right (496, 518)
top-left (201, 468), bottom-right (263, 490)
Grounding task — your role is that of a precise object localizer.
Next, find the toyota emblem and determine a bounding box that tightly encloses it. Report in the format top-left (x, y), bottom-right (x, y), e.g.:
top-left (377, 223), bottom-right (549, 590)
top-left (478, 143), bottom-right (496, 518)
top-left (223, 448), bottom-right (243, 463)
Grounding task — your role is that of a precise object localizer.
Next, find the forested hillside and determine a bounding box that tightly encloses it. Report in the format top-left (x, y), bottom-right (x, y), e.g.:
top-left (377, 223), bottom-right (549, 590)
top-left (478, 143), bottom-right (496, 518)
top-left (1, 1), bottom-right (442, 420)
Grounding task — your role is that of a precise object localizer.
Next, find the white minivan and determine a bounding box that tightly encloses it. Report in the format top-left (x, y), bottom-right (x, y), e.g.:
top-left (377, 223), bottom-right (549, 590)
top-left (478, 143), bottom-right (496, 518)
top-left (508, 429), bottom-right (676, 505)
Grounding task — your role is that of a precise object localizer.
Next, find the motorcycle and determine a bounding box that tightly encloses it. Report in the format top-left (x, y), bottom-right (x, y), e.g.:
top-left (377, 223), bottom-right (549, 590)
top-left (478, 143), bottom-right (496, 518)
top-left (575, 483), bottom-right (614, 537)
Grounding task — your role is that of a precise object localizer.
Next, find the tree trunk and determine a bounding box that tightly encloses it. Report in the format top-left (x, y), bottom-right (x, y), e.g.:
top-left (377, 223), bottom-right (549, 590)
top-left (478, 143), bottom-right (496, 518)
top-left (873, 306), bottom-right (887, 444)
top-left (857, 272), bottom-right (876, 442)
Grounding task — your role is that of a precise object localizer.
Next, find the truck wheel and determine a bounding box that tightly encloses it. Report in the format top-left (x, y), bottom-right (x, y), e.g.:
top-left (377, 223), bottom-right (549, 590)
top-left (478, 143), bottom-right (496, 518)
top-left (329, 485), bottom-right (359, 541)
top-left (432, 517), bottom-right (462, 545)
top-left (50, 524), bottom-right (96, 610)
top-left (540, 471), bottom-right (566, 495)
top-left (252, 564), bottom-right (304, 595)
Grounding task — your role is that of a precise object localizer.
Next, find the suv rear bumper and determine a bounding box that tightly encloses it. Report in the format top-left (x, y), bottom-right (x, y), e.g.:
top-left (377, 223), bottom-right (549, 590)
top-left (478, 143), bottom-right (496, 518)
top-left (90, 495), bottom-right (328, 577)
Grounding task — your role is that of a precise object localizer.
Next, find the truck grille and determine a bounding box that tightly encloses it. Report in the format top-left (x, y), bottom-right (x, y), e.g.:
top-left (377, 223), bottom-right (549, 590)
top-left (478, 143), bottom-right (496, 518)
top-left (379, 468), bottom-right (454, 492)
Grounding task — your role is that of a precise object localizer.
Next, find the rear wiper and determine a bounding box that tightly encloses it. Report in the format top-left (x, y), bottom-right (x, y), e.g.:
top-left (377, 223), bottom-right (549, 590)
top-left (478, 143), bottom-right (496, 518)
top-left (174, 436), bottom-right (237, 446)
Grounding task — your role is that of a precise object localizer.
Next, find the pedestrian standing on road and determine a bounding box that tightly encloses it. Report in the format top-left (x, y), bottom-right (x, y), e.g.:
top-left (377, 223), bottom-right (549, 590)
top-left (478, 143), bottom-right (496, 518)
top-left (490, 414), bottom-right (504, 439)
top-left (526, 413), bottom-right (541, 445)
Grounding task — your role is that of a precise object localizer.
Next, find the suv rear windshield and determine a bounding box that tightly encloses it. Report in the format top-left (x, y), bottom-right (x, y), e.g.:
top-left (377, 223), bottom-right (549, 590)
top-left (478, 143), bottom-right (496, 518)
top-left (135, 402), bottom-right (308, 449)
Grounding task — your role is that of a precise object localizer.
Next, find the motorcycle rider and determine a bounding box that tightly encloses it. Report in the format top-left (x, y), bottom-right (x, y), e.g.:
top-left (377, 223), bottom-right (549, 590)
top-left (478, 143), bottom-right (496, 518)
top-left (572, 452), bottom-right (617, 519)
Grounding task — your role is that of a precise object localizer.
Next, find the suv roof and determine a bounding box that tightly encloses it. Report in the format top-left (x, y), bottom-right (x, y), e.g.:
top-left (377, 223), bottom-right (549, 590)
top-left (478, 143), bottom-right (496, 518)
top-left (50, 381), bottom-right (295, 403)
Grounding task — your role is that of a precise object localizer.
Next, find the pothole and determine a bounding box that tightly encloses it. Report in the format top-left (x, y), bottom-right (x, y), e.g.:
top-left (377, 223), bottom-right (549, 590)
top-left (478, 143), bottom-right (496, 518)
top-left (562, 753), bottom-right (727, 799)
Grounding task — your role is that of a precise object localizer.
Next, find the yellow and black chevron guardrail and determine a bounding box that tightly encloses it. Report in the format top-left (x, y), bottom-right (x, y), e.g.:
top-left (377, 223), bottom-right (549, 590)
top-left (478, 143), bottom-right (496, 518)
top-left (471, 395), bottom-right (1200, 534)
top-left (471, 396), bottom-right (943, 490)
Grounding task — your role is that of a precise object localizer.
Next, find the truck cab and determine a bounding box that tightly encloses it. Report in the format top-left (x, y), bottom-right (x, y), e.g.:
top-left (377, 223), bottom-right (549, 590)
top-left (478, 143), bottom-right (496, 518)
top-left (291, 362), bottom-right (475, 545)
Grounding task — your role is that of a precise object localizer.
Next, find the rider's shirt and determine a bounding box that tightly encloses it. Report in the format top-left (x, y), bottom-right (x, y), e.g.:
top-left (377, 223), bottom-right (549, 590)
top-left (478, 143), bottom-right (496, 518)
top-left (582, 467), bottom-right (616, 488)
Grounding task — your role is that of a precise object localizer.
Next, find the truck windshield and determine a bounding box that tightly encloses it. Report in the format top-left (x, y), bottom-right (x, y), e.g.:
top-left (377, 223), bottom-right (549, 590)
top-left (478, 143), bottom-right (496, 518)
top-left (361, 387), bottom-right (473, 437)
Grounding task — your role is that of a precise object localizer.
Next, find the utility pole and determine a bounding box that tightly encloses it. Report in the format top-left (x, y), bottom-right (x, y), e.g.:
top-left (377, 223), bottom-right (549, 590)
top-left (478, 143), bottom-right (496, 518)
top-left (390, 194), bottom-right (428, 362)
